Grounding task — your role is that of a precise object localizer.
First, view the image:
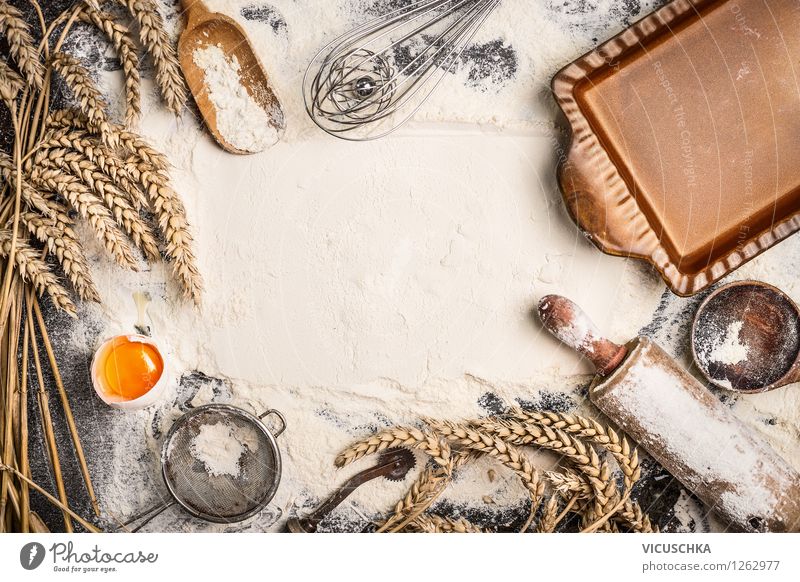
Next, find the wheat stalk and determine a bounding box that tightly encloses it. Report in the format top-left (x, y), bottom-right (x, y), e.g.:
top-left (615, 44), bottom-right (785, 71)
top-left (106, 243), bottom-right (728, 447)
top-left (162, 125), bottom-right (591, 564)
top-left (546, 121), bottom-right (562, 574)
top-left (39, 128), bottom-right (148, 210)
top-left (29, 165), bottom-right (138, 269)
top-left (0, 150), bottom-right (52, 217)
top-left (50, 52), bottom-right (115, 143)
top-left (46, 110), bottom-right (203, 304)
top-left (411, 514), bottom-right (484, 533)
top-left (0, 58), bottom-right (24, 106)
top-left (0, 230), bottom-right (75, 315)
top-left (117, 0), bottom-right (186, 114)
top-left (33, 148), bottom-right (160, 260)
top-left (20, 202), bottom-right (100, 303)
top-left (510, 409), bottom-right (642, 488)
top-left (1, 1), bottom-right (202, 533)
top-left (78, 6), bottom-right (141, 127)
top-left (335, 426), bottom-right (452, 469)
top-left (0, 1), bottom-right (44, 89)
top-left (340, 410), bottom-right (656, 533)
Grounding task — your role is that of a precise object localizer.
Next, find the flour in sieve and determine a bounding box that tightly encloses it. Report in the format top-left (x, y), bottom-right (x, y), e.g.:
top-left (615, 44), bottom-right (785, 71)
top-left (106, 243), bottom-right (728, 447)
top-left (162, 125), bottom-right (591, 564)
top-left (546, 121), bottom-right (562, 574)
top-left (190, 421), bottom-right (247, 478)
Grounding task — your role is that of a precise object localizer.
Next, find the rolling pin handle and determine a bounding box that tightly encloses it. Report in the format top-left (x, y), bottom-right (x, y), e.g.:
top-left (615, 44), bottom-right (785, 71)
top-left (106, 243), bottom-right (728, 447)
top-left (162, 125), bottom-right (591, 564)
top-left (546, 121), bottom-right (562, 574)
top-left (538, 294), bottom-right (628, 376)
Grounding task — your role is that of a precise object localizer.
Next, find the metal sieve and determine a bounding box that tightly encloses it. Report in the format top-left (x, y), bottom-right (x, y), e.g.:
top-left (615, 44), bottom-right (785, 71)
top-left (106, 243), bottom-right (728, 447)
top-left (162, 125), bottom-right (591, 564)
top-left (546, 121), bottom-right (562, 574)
top-left (119, 404), bottom-right (286, 532)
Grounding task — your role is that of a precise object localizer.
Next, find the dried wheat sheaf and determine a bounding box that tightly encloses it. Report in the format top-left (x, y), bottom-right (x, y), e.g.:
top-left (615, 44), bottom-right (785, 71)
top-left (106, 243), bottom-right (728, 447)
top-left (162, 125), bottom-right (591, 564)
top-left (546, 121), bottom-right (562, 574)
top-left (0, 0), bottom-right (199, 532)
top-left (336, 411), bottom-right (657, 533)
top-left (1, 0), bottom-right (200, 314)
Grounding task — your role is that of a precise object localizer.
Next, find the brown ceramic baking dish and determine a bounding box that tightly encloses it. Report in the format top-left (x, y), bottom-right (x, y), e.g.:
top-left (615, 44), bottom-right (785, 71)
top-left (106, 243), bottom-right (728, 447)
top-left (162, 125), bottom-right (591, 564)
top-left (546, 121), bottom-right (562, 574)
top-left (552, 0), bottom-right (800, 296)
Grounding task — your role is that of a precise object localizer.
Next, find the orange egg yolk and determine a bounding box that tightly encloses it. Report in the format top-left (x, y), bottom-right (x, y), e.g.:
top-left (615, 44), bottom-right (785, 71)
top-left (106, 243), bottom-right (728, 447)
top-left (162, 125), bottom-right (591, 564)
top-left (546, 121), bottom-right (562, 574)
top-left (102, 337), bottom-right (163, 400)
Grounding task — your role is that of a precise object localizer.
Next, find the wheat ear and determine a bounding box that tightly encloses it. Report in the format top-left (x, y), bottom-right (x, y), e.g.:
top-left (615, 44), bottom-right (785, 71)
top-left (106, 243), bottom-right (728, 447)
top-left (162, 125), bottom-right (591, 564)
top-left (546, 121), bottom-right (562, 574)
top-left (0, 151), bottom-right (53, 217)
top-left (546, 469), bottom-right (593, 500)
top-left (21, 200), bottom-right (100, 302)
top-left (78, 6), bottom-right (141, 127)
top-left (335, 427), bottom-right (452, 469)
top-left (46, 110), bottom-right (203, 304)
top-left (0, 1), bottom-right (44, 89)
top-left (471, 417), bottom-right (621, 525)
top-left (510, 410), bottom-right (642, 488)
top-left (50, 52), bottom-right (115, 143)
top-left (118, 0), bottom-right (186, 114)
top-left (615, 499), bottom-right (657, 533)
top-left (33, 148), bottom-right (160, 260)
top-left (537, 494), bottom-right (561, 533)
top-left (426, 420), bottom-right (544, 528)
top-left (0, 58), bottom-right (24, 105)
top-left (411, 514), bottom-right (484, 533)
top-left (126, 160), bottom-right (202, 302)
top-left (379, 464), bottom-right (449, 532)
top-left (39, 128), bottom-right (148, 210)
top-left (29, 165), bottom-right (138, 269)
top-left (378, 450), bottom-right (475, 533)
top-left (0, 230), bottom-right (75, 315)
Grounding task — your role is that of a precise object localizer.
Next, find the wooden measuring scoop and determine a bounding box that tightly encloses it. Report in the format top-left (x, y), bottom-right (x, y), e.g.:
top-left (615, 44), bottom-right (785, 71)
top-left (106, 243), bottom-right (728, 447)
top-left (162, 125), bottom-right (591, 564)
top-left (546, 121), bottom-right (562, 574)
top-left (692, 280), bottom-right (800, 393)
top-left (177, 0), bottom-right (285, 154)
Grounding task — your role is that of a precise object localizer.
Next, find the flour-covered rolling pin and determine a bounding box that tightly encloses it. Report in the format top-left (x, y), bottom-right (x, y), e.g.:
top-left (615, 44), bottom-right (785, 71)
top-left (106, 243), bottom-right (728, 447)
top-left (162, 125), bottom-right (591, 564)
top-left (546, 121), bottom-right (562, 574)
top-left (538, 295), bottom-right (800, 532)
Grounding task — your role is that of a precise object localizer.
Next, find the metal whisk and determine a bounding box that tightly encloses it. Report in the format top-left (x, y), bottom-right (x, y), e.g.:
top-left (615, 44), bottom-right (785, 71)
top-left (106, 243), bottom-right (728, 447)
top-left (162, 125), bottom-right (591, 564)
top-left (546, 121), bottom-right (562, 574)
top-left (303, 0), bottom-right (501, 140)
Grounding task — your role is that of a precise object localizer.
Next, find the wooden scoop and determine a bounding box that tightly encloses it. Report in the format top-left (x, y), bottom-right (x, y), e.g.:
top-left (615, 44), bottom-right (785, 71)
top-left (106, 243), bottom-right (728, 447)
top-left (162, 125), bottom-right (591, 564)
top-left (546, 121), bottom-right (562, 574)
top-left (177, 0), bottom-right (285, 154)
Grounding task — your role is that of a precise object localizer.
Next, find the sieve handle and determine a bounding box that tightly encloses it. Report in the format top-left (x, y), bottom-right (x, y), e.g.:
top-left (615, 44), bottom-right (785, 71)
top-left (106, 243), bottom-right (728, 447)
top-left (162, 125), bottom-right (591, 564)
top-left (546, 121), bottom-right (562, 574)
top-left (116, 500), bottom-right (175, 533)
top-left (259, 409), bottom-right (286, 437)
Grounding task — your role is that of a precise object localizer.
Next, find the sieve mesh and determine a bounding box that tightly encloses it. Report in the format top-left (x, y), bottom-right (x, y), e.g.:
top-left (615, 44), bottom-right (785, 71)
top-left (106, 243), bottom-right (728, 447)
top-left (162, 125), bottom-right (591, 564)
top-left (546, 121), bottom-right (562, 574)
top-left (162, 406), bottom-right (280, 522)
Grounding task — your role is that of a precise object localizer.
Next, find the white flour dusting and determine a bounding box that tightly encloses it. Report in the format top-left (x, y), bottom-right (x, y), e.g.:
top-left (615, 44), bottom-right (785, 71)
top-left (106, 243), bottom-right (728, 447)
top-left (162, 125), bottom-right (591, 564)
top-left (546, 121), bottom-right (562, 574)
top-left (190, 421), bottom-right (246, 478)
top-left (76, 0), bottom-right (800, 532)
top-left (707, 321), bottom-right (749, 366)
top-left (547, 306), bottom-right (597, 354)
top-left (192, 44), bottom-right (280, 152)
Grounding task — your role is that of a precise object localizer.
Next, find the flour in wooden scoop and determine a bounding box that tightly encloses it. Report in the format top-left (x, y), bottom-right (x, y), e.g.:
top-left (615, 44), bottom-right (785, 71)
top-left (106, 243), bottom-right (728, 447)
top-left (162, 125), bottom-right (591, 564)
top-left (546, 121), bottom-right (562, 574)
top-left (192, 44), bottom-right (280, 153)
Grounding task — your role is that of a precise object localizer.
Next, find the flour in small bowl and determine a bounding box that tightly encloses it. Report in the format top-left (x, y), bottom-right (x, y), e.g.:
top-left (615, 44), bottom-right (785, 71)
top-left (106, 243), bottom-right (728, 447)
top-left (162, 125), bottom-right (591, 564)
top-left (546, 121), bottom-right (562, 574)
top-left (707, 320), bottom-right (749, 366)
top-left (190, 421), bottom-right (247, 478)
top-left (192, 44), bottom-right (280, 153)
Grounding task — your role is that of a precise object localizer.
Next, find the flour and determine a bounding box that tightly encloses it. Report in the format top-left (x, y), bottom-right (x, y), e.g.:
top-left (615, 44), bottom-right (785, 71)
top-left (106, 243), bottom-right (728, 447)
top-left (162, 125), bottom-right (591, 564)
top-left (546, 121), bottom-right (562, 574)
top-left (192, 44), bottom-right (280, 152)
top-left (190, 421), bottom-right (246, 478)
top-left (546, 305), bottom-right (597, 354)
top-left (69, 0), bottom-right (800, 533)
top-left (706, 321), bottom-right (749, 366)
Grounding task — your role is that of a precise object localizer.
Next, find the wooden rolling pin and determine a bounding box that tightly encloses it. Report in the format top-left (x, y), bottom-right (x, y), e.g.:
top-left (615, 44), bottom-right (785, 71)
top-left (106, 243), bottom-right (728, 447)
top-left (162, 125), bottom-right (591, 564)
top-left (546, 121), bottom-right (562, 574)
top-left (538, 295), bottom-right (800, 532)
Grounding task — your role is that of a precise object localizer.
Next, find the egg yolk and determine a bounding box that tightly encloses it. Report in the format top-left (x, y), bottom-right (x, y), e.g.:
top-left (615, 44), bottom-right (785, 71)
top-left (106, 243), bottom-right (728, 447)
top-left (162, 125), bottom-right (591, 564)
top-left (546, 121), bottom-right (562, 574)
top-left (102, 337), bottom-right (163, 400)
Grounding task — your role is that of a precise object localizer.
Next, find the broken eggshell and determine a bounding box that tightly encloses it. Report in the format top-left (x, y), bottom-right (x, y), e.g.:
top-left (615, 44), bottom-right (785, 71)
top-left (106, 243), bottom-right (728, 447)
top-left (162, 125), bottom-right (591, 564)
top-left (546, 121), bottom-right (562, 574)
top-left (91, 334), bottom-right (168, 410)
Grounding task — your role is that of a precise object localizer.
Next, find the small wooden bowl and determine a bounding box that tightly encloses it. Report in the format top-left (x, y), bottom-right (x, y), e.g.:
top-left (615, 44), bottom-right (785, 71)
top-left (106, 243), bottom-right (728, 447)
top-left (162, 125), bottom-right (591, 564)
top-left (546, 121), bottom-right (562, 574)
top-left (691, 280), bottom-right (800, 393)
